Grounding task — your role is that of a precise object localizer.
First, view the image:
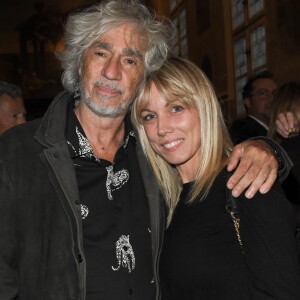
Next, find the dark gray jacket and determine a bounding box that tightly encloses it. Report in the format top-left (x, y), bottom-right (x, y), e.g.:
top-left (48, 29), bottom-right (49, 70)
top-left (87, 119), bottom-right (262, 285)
top-left (0, 91), bottom-right (165, 300)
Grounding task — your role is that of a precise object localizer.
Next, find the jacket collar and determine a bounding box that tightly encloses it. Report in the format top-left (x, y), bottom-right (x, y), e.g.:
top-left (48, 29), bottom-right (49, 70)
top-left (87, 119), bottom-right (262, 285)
top-left (35, 90), bottom-right (72, 147)
top-left (35, 91), bottom-right (137, 149)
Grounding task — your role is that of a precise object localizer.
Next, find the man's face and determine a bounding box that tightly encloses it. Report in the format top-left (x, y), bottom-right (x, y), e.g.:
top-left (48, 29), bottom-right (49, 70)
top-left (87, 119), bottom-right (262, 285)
top-left (0, 93), bottom-right (26, 134)
top-left (244, 77), bottom-right (277, 125)
top-left (79, 23), bottom-right (146, 118)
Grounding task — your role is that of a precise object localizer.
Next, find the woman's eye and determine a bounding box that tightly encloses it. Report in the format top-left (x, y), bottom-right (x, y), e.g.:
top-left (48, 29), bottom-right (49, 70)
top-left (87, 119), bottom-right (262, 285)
top-left (141, 113), bottom-right (156, 122)
top-left (171, 105), bottom-right (184, 113)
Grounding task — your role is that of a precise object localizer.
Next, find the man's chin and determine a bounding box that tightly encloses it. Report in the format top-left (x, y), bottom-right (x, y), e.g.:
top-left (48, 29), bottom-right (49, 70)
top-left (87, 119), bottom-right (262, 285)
top-left (89, 105), bottom-right (128, 118)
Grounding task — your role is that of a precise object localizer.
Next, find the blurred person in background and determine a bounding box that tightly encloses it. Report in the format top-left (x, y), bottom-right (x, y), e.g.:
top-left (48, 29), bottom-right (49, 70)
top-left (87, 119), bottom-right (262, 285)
top-left (229, 70), bottom-right (277, 144)
top-left (0, 81), bottom-right (26, 134)
top-left (268, 81), bottom-right (300, 223)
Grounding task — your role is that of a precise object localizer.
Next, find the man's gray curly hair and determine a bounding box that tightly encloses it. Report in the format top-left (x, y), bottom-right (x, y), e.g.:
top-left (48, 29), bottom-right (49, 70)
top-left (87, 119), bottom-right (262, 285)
top-left (56, 0), bottom-right (174, 93)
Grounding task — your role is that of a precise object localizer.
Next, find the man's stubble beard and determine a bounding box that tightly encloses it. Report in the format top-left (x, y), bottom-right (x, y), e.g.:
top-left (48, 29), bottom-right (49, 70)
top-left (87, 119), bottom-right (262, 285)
top-left (80, 87), bottom-right (134, 118)
top-left (78, 77), bottom-right (145, 118)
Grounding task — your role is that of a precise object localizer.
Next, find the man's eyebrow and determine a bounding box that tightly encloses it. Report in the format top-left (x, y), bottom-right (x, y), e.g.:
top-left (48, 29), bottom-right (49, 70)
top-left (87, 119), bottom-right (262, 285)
top-left (94, 42), bottom-right (113, 51)
top-left (123, 48), bottom-right (143, 59)
top-left (94, 42), bottom-right (143, 59)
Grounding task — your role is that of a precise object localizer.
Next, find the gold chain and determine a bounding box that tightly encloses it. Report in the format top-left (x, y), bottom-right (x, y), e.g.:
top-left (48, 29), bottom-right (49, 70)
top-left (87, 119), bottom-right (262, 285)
top-left (231, 215), bottom-right (244, 253)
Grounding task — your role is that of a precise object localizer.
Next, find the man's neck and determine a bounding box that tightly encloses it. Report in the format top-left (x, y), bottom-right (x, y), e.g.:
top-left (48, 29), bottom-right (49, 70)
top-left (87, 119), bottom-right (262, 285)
top-left (74, 106), bottom-right (126, 162)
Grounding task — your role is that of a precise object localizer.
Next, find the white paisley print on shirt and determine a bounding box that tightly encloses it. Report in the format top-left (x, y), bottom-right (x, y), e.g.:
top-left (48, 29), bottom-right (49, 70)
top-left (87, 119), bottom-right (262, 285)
top-left (112, 235), bottom-right (135, 273)
top-left (106, 165), bottom-right (129, 200)
top-left (80, 204), bottom-right (89, 220)
top-left (68, 126), bottom-right (129, 202)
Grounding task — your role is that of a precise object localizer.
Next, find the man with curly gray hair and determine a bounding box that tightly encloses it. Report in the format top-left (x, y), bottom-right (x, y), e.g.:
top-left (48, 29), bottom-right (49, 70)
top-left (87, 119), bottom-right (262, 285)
top-left (0, 1), bottom-right (291, 299)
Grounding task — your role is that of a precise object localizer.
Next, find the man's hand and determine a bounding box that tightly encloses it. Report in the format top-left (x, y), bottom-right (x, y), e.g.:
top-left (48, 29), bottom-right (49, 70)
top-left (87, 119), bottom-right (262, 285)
top-left (276, 112), bottom-right (299, 138)
top-left (227, 139), bottom-right (278, 199)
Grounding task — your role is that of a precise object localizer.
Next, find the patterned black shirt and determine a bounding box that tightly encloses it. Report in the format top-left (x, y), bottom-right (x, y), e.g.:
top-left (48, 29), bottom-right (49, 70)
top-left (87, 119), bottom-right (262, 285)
top-left (66, 100), bottom-right (155, 300)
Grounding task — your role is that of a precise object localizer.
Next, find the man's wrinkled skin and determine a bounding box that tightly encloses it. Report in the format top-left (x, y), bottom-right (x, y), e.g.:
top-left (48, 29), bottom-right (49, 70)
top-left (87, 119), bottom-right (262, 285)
top-left (227, 139), bottom-right (278, 198)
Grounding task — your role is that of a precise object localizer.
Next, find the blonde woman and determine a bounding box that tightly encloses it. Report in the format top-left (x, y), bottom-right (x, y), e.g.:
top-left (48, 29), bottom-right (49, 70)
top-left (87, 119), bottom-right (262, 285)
top-left (132, 57), bottom-right (300, 299)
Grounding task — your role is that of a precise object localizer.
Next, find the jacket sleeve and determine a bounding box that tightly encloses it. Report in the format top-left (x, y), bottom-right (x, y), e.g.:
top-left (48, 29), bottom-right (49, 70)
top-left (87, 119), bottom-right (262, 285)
top-left (238, 181), bottom-right (300, 299)
top-left (0, 160), bottom-right (19, 299)
top-left (251, 136), bottom-right (293, 182)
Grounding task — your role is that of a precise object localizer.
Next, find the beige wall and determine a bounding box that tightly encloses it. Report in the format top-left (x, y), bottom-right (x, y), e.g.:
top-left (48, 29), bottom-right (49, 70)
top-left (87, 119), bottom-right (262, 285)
top-left (149, 0), bottom-right (300, 122)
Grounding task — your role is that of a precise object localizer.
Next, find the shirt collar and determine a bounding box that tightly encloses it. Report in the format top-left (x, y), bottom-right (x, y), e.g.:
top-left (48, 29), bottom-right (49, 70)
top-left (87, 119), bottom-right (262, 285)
top-left (65, 96), bottom-right (136, 160)
top-left (248, 115), bottom-right (269, 130)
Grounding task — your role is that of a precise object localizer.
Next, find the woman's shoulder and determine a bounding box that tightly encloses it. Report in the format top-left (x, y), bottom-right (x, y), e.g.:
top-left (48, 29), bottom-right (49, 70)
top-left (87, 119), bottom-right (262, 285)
top-left (234, 178), bottom-right (300, 298)
top-left (237, 179), bottom-right (295, 222)
top-left (222, 167), bottom-right (297, 237)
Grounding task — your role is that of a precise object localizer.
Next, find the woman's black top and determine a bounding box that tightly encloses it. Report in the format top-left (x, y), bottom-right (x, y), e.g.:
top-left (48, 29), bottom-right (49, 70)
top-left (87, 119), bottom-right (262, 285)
top-left (160, 168), bottom-right (300, 299)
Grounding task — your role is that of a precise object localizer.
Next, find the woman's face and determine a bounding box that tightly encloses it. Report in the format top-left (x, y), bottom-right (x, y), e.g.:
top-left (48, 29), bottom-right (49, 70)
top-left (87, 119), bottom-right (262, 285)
top-left (295, 101), bottom-right (300, 122)
top-left (140, 83), bottom-right (201, 183)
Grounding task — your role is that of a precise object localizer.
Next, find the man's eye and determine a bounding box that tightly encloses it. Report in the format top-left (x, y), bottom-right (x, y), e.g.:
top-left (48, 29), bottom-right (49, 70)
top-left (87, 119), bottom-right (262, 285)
top-left (126, 59), bottom-right (136, 65)
top-left (171, 105), bottom-right (184, 113)
top-left (96, 52), bottom-right (105, 57)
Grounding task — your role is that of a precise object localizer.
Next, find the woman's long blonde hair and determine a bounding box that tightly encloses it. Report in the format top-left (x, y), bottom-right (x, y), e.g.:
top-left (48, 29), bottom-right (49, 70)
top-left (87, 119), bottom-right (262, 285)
top-left (131, 57), bottom-right (233, 223)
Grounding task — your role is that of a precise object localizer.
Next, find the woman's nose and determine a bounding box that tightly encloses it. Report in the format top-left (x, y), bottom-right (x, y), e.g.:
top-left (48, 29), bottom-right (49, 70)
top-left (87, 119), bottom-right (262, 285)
top-left (157, 117), bottom-right (174, 136)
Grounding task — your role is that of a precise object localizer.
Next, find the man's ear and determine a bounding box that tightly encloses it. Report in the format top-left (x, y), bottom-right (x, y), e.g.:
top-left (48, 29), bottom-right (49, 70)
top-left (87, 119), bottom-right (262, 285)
top-left (243, 97), bottom-right (251, 110)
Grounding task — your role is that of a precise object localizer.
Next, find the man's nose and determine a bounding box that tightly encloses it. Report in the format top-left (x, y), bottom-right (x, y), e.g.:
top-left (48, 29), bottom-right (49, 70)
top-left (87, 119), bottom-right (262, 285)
top-left (102, 58), bottom-right (122, 81)
top-left (16, 114), bottom-right (26, 125)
